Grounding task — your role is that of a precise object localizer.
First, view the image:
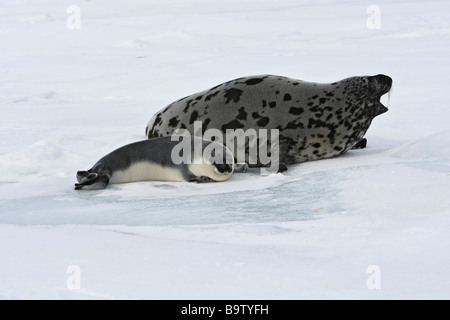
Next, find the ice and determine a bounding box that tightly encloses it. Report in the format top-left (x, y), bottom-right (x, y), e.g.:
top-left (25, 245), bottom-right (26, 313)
top-left (1, 0), bottom-right (450, 299)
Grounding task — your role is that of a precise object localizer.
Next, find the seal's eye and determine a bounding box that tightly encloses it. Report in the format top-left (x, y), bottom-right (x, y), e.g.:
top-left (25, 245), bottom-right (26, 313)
top-left (361, 77), bottom-right (370, 89)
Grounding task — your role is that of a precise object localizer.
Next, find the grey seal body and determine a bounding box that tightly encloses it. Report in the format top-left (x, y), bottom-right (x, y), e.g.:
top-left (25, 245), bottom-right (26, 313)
top-left (146, 74), bottom-right (392, 171)
top-left (75, 136), bottom-right (234, 190)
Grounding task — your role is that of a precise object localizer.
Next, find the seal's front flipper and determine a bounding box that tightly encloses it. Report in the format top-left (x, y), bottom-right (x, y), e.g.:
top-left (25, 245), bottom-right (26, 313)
top-left (352, 138), bottom-right (367, 150)
top-left (277, 136), bottom-right (290, 173)
top-left (234, 162), bottom-right (248, 173)
top-left (260, 137), bottom-right (289, 174)
top-left (195, 176), bottom-right (216, 183)
top-left (277, 163), bottom-right (288, 173)
top-left (74, 171), bottom-right (110, 190)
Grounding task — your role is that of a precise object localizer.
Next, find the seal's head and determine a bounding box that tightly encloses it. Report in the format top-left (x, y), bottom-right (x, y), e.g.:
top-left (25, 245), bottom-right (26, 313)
top-left (207, 141), bottom-right (234, 179)
top-left (367, 74), bottom-right (392, 117)
top-left (342, 74), bottom-right (393, 119)
top-left (188, 138), bottom-right (234, 182)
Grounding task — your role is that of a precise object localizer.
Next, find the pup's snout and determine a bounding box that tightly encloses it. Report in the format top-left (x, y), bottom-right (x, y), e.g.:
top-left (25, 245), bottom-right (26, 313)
top-left (215, 163), bottom-right (233, 174)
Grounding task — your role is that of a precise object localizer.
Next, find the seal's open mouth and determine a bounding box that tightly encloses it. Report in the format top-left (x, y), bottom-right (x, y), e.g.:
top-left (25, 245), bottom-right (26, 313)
top-left (371, 74), bottom-right (393, 117)
top-left (378, 90), bottom-right (392, 115)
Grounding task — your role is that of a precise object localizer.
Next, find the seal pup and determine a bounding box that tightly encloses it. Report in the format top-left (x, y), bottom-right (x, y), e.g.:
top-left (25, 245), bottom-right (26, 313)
top-left (145, 74), bottom-right (392, 171)
top-left (75, 136), bottom-right (234, 190)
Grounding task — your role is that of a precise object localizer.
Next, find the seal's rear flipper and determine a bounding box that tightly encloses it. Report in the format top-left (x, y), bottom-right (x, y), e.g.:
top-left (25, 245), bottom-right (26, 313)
top-left (195, 176), bottom-right (216, 183)
top-left (352, 138), bottom-right (367, 150)
top-left (74, 171), bottom-right (110, 190)
top-left (76, 171), bottom-right (98, 183)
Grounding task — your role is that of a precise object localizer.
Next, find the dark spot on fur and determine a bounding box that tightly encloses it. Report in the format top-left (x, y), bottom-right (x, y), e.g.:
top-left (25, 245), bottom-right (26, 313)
top-left (221, 119), bottom-right (244, 131)
top-left (310, 106), bottom-right (320, 113)
top-left (308, 118), bottom-right (323, 129)
top-left (269, 101), bottom-right (277, 108)
top-left (153, 114), bottom-right (162, 126)
top-left (283, 93), bottom-right (292, 101)
top-left (245, 78), bottom-right (264, 85)
top-left (168, 117), bottom-right (180, 127)
top-left (205, 91), bottom-right (219, 101)
top-left (289, 107), bottom-right (304, 115)
top-left (189, 110), bottom-right (199, 124)
top-left (262, 100), bottom-right (267, 108)
top-left (312, 143), bottom-right (321, 148)
top-left (319, 97), bottom-right (326, 104)
top-left (202, 118), bottom-right (211, 133)
top-left (224, 88), bottom-right (243, 104)
top-left (285, 121), bottom-right (298, 130)
top-left (182, 99), bottom-right (193, 113)
top-left (284, 121), bottom-right (304, 130)
top-left (307, 119), bottom-right (338, 144)
top-left (344, 120), bottom-right (353, 130)
top-left (256, 117), bottom-right (270, 127)
top-left (252, 112), bottom-right (261, 119)
top-left (334, 146), bottom-right (343, 151)
top-left (236, 107), bottom-right (247, 121)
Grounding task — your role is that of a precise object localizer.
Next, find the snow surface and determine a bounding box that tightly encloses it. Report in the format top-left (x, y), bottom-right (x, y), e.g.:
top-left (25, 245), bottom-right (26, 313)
top-left (1, 0), bottom-right (449, 299)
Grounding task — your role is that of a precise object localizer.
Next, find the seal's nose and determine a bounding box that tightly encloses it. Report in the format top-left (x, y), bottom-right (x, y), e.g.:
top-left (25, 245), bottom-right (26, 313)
top-left (371, 74), bottom-right (392, 94)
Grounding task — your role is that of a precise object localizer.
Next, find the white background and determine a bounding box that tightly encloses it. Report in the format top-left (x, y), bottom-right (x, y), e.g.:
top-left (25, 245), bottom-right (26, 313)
top-left (0, 0), bottom-right (449, 299)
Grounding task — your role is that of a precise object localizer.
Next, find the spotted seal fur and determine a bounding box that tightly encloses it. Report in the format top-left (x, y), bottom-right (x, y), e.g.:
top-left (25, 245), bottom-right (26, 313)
top-left (146, 74), bottom-right (392, 171)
